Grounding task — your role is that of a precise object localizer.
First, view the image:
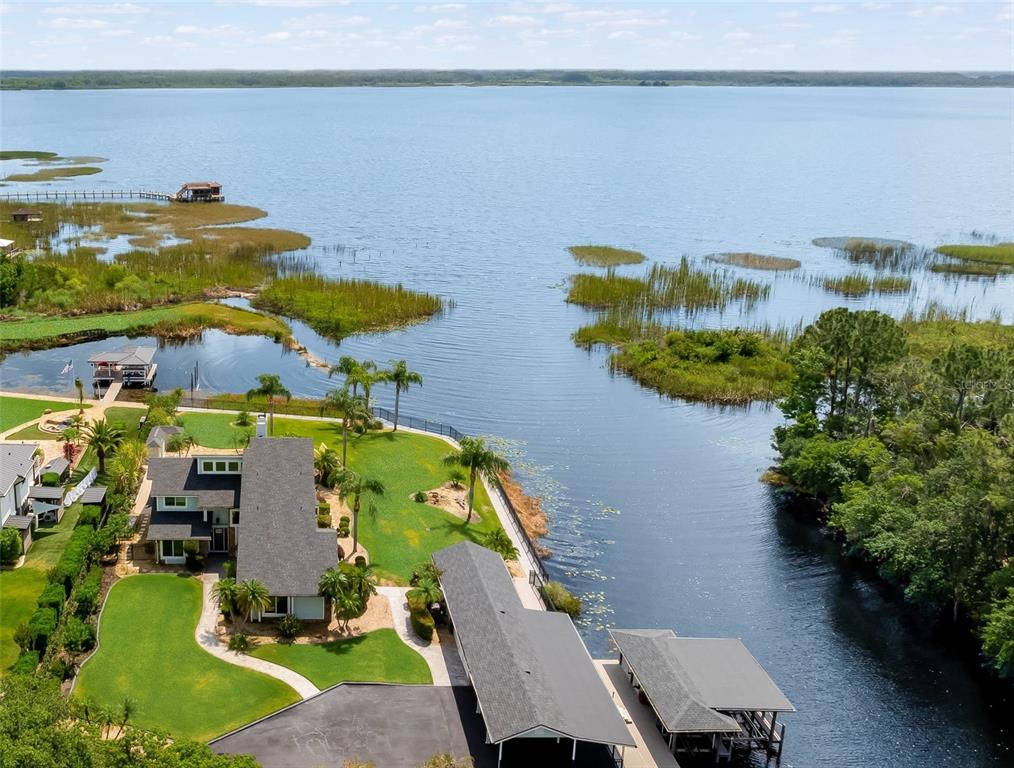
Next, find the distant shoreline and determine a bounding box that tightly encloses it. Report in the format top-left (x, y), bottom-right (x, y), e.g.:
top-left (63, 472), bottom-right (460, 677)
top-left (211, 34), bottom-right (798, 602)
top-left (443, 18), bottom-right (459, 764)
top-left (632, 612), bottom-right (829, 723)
top-left (1, 69), bottom-right (1011, 91)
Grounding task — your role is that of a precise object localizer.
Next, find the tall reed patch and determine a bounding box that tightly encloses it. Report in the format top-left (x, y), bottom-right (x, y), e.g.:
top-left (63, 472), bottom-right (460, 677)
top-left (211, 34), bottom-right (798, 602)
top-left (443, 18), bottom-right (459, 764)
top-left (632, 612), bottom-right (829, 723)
top-left (813, 236), bottom-right (916, 270)
top-left (567, 257), bottom-right (770, 315)
top-left (820, 272), bottom-right (911, 297)
top-left (252, 274), bottom-right (443, 340)
top-left (706, 252), bottom-right (801, 271)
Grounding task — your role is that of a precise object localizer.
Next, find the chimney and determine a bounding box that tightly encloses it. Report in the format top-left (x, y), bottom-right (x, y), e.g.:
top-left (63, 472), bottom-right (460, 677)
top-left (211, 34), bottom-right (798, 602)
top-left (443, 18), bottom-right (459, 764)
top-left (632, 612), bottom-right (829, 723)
top-left (256, 413), bottom-right (267, 438)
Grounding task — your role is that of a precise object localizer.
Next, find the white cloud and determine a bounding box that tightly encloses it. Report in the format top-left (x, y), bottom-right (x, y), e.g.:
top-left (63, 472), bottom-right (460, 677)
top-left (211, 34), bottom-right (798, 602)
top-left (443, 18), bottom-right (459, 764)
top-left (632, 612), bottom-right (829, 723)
top-left (48, 17), bottom-right (111, 29)
top-left (258, 30), bottom-right (291, 41)
top-left (175, 24), bottom-right (245, 36)
top-left (607, 30), bottom-right (636, 39)
top-left (252, 0), bottom-right (350, 6)
top-left (484, 15), bottom-right (541, 28)
top-left (819, 27), bottom-right (860, 47)
top-left (811, 4), bottom-right (847, 13)
top-left (416, 3), bottom-right (467, 11)
top-left (723, 29), bottom-right (752, 41)
top-left (44, 3), bottom-right (144, 15)
top-left (283, 13), bottom-right (370, 29)
top-left (402, 18), bottom-right (468, 38)
top-left (143, 35), bottom-right (196, 48)
top-left (99, 28), bottom-right (132, 37)
top-left (908, 5), bottom-right (957, 18)
top-left (997, 5), bottom-right (1014, 22)
top-left (777, 10), bottom-right (801, 18)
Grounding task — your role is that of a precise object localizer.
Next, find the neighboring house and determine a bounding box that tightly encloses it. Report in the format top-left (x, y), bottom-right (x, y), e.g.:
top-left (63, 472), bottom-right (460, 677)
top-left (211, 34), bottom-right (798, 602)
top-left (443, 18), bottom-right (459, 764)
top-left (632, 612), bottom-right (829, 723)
top-left (10, 208), bottom-right (43, 223)
top-left (145, 437), bottom-right (336, 621)
top-left (0, 443), bottom-right (41, 553)
top-left (146, 425), bottom-right (185, 459)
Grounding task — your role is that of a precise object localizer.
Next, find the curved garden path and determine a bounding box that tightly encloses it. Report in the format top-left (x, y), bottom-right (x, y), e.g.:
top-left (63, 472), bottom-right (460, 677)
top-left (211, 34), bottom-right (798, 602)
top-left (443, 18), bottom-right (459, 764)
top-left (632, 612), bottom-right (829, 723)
top-left (376, 585), bottom-right (467, 686)
top-left (195, 574), bottom-right (320, 699)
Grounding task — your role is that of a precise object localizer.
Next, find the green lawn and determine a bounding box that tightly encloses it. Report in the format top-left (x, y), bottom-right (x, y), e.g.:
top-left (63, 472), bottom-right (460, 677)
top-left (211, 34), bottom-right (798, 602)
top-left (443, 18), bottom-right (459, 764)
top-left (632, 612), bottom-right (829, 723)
top-left (74, 574), bottom-right (299, 741)
top-left (0, 503), bottom-right (82, 672)
top-left (178, 411), bottom-right (253, 449)
top-left (0, 395), bottom-right (89, 433)
top-left (250, 628), bottom-right (431, 689)
top-left (272, 418), bottom-right (504, 584)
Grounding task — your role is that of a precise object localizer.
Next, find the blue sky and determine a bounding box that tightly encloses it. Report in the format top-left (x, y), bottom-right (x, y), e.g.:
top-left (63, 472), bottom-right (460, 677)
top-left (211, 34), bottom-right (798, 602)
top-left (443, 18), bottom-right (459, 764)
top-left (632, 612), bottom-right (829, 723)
top-left (1, 1), bottom-right (1011, 71)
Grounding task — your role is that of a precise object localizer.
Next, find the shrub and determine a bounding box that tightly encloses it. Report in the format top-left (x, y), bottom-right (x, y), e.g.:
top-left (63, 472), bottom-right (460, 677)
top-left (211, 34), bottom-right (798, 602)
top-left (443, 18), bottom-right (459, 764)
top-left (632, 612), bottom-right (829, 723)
top-left (50, 527), bottom-right (94, 594)
top-left (28, 607), bottom-right (58, 651)
top-left (38, 583), bottom-right (67, 616)
top-left (339, 516), bottom-right (350, 527)
top-left (13, 623), bottom-right (36, 652)
top-left (541, 581), bottom-right (582, 617)
top-left (278, 614), bottom-right (301, 640)
top-left (316, 513), bottom-right (332, 528)
top-left (481, 529), bottom-right (519, 562)
top-left (91, 527), bottom-right (117, 557)
top-left (409, 605), bottom-right (435, 642)
top-left (107, 513), bottom-right (133, 540)
top-left (74, 567), bottom-right (103, 618)
top-left (62, 616), bottom-right (96, 653)
top-left (76, 505), bottom-right (101, 529)
top-left (448, 469), bottom-right (466, 489)
top-left (413, 490), bottom-right (427, 503)
top-left (40, 472), bottom-right (62, 487)
top-left (354, 556), bottom-right (367, 569)
top-left (224, 559), bottom-right (236, 578)
top-left (183, 540), bottom-right (203, 571)
top-left (235, 409), bottom-right (253, 427)
top-left (228, 633), bottom-right (252, 653)
top-left (10, 650), bottom-right (39, 676)
top-left (317, 501), bottom-right (330, 515)
top-left (0, 528), bottom-right (22, 564)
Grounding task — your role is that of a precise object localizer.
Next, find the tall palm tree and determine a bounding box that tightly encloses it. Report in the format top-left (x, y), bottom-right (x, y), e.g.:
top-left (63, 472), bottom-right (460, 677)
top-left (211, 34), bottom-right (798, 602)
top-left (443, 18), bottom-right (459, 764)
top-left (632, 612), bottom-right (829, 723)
top-left (74, 377), bottom-right (85, 412)
top-left (378, 360), bottom-right (422, 432)
top-left (83, 418), bottom-right (125, 476)
top-left (324, 387), bottom-right (371, 466)
top-left (442, 437), bottom-right (510, 524)
top-left (235, 579), bottom-right (272, 624)
top-left (347, 561), bottom-right (378, 605)
top-left (328, 357), bottom-right (376, 400)
top-left (246, 373), bottom-right (291, 436)
top-left (335, 469), bottom-right (385, 554)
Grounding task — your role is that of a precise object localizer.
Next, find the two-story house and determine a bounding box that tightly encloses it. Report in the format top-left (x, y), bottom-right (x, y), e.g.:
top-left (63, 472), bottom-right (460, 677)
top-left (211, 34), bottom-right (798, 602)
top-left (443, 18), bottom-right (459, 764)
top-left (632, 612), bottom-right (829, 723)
top-left (145, 437), bottom-right (336, 621)
top-left (1, 442), bottom-right (41, 554)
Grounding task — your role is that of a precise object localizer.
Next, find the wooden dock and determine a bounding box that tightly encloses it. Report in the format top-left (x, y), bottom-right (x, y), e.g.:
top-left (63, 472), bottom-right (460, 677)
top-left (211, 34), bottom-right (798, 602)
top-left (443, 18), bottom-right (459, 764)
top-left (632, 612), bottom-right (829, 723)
top-left (0, 189), bottom-right (174, 202)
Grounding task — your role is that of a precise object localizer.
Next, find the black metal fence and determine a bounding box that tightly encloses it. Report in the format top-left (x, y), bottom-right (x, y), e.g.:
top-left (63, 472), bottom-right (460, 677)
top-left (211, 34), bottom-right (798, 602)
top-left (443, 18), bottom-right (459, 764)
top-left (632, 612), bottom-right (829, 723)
top-left (370, 406), bottom-right (466, 442)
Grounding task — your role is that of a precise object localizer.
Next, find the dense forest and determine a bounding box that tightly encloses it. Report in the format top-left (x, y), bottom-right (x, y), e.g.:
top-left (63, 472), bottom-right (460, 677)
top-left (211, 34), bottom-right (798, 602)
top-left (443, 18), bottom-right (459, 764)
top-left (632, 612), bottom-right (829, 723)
top-left (773, 308), bottom-right (1014, 676)
top-left (2, 69), bottom-right (1012, 90)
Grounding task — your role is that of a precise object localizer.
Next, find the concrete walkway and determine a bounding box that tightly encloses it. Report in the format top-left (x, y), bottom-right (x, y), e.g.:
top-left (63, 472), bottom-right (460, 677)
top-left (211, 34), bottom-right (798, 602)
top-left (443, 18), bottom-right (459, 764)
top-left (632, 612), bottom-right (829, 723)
top-left (377, 586), bottom-right (468, 686)
top-left (195, 574), bottom-right (320, 699)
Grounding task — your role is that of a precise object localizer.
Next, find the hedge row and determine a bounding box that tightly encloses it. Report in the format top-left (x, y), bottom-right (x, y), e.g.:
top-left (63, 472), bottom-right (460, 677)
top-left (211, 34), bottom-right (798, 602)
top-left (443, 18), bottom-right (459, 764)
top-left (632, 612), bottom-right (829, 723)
top-left (407, 593), bottom-right (435, 641)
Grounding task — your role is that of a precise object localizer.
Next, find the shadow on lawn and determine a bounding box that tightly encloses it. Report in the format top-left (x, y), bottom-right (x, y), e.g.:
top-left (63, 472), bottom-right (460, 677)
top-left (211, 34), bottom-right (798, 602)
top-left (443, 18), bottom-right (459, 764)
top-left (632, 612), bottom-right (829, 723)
top-left (320, 634), bottom-right (370, 657)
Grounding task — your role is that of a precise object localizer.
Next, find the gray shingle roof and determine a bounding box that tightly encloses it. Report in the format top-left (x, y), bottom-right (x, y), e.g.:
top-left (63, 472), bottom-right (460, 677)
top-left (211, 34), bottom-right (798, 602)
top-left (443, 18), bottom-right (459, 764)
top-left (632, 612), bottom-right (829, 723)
top-left (28, 486), bottom-right (64, 501)
top-left (609, 630), bottom-right (794, 735)
top-left (147, 457), bottom-right (240, 509)
top-left (79, 486), bottom-right (107, 505)
top-left (433, 541), bottom-right (634, 747)
top-left (147, 510), bottom-right (212, 540)
top-left (146, 425), bottom-right (184, 448)
top-left (40, 457), bottom-right (70, 477)
top-left (3, 515), bottom-right (33, 530)
top-left (87, 346), bottom-right (155, 366)
top-left (235, 438), bottom-right (337, 596)
top-left (0, 443), bottom-right (37, 495)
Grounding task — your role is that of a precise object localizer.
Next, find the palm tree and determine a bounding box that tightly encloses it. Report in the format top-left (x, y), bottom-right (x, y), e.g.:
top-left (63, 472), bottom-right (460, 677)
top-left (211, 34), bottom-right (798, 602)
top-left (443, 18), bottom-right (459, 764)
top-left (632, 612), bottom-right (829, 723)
top-left (212, 577), bottom-right (238, 619)
top-left (335, 469), bottom-right (385, 554)
top-left (328, 357), bottom-right (376, 401)
top-left (246, 373), bottom-right (291, 436)
top-left (314, 443), bottom-right (343, 489)
top-left (319, 566), bottom-right (363, 629)
top-left (324, 387), bottom-right (371, 466)
top-left (347, 561), bottom-right (378, 605)
top-left (377, 360), bottom-right (422, 432)
top-left (74, 376), bottom-right (85, 412)
top-left (235, 579), bottom-right (272, 624)
top-left (407, 574), bottom-right (443, 608)
top-left (83, 418), bottom-right (125, 476)
top-left (442, 437), bottom-right (510, 524)
top-left (318, 566), bottom-right (350, 604)
top-left (166, 432), bottom-right (194, 458)
top-left (481, 529), bottom-right (519, 561)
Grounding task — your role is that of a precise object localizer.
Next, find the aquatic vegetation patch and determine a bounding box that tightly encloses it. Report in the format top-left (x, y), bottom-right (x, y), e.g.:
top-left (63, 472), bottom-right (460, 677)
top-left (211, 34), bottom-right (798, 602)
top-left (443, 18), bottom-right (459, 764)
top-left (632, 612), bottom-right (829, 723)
top-left (813, 236), bottom-right (916, 269)
top-left (574, 320), bottom-right (792, 405)
top-left (929, 261), bottom-right (1010, 277)
top-left (5, 166), bottom-right (103, 182)
top-left (567, 257), bottom-right (770, 314)
top-left (820, 272), bottom-right (912, 297)
top-left (934, 243), bottom-right (1014, 268)
top-left (0, 150), bottom-right (59, 161)
top-left (568, 245), bottom-right (646, 267)
top-left (705, 252), bottom-right (801, 271)
top-left (252, 273), bottom-right (443, 341)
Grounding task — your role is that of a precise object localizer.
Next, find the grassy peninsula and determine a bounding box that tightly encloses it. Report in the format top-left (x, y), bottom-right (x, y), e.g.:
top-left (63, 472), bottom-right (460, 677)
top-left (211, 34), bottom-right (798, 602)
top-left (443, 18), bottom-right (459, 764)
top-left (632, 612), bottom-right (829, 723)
top-left (568, 245), bottom-right (646, 267)
top-left (575, 320), bottom-right (792, 404)
top-left (253, 274), bottom-right (443, 341)
top-left (935, 243), bottom-right (1014, 268)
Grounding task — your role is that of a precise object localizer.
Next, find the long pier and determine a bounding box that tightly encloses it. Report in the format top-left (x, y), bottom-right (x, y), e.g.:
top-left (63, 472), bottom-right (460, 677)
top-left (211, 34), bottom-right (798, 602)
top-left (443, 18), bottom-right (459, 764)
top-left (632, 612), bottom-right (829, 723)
top-left (0, 189), bottom-right (174, 202)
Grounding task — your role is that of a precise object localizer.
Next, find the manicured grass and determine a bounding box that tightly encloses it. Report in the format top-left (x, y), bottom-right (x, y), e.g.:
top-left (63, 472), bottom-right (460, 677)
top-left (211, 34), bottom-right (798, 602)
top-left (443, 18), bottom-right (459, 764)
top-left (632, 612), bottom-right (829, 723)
top-left (105, 406), bottom-right (146, 439)
top-left (6, 166), bottom-right (102, 182)
top-left (250, 628), bottom-right (432, 689)
top-left (178, 411), bottom-right (253, 449)
top-left (252, 274), bottom-right (443, 342)
top-left (0, 302), bottom-right (291, 345)
top-left (272, 418), bottom-right (503, 583)
top-left (935, 243), bottom-right (1014, 267)
top-left (74, 574), bottom-right (299, 740)
top-left (0, 394), bottom-right (88, 433)
top-left (0, 503), bottom-right (82, 672)
top-left (568, 245), bottom-right (646, 267)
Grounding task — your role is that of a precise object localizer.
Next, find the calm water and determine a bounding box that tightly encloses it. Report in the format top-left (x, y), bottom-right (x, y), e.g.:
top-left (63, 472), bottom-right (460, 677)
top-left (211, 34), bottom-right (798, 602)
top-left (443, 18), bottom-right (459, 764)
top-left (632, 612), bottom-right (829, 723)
top-left (2, 87), bottom-right (1013, 767)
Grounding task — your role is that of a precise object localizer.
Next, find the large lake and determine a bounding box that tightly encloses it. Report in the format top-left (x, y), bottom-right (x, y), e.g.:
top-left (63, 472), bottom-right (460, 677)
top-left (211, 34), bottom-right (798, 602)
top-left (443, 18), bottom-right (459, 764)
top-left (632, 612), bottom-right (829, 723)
top-left (2, 87), bottom-right (1012, 767)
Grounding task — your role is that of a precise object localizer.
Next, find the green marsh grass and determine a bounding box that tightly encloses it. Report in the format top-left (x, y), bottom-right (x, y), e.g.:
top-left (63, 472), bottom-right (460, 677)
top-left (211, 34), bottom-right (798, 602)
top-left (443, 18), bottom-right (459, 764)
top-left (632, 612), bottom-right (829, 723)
top-left (820, 272), bottom-right (912, 297)
top-left (705, 252), bottom-right (801, 271)
top-left (5, 166), bottom-right (102, 182)
top-left (0, 151), bottom-right (59, 160)
top-left (253, 273), bottom-right (443, 341)
top-left (934, 243), bottom-right (1014, 267)
top-left (568, 245), bottom-right (646, 267)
